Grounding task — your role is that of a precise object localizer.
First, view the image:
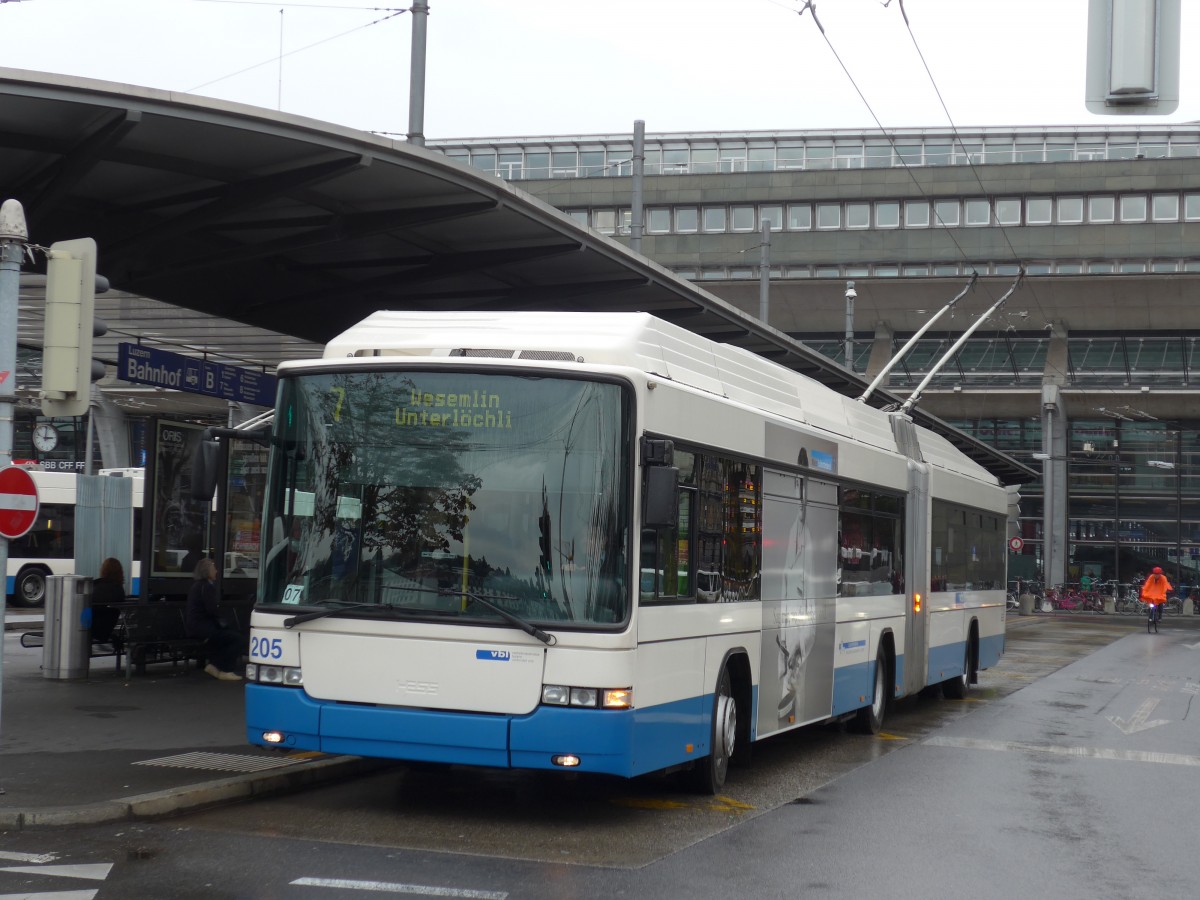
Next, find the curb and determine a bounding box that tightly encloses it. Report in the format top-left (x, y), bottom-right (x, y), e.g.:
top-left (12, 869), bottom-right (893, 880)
top-left (0, 755), bottom-right (392, 830)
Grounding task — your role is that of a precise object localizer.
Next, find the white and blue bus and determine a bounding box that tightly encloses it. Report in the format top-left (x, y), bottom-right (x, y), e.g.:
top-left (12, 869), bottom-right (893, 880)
top-left (245, 312), bottom-right (1008, 791)
top-left (4, 468), bottom-right (144, 606)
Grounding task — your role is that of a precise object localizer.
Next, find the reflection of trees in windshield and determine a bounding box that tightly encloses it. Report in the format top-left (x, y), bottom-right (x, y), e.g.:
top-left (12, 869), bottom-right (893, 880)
top-left (265, 371), bottom-right (630, 626)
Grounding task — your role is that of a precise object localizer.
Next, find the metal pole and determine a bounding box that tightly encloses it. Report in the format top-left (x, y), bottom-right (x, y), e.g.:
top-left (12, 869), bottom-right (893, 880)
top-left (758, 222), bottom-right (771, 324)
top-left (858, 274), bottom-right (977, 402)
top-left (630, 120), bottom-right (645, 254)
top-left (0, 198), bottom-right (31, 793)
top-left (407, 0), bottom-right (429, 146)
top-left (844, 281), bottom-right (856, 371)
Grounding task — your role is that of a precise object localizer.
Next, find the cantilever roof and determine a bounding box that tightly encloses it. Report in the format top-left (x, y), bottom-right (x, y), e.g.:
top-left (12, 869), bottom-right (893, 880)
top-left (0, 68), bottom-right (1033, 484)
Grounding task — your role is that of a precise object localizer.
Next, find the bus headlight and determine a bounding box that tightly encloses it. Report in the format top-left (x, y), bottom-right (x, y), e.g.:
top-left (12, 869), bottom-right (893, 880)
top-left (542, 684), bottom-right (632, 709)
top-left (246, 663), bottom-right (303, 686)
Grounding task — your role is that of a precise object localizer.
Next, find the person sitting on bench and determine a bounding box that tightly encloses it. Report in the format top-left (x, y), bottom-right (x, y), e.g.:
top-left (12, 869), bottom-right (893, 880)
top-left (185, 558), bottom-right (243, 681)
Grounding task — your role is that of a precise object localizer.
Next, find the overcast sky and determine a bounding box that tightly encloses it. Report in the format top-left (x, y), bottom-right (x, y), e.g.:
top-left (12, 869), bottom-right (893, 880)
top-left (0, 0), bottom-right (1196, 139)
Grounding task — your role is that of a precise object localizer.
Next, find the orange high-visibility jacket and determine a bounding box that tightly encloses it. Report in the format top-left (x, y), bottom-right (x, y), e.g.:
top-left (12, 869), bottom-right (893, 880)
top-left (1141, 573), bottom-right (1172, 604)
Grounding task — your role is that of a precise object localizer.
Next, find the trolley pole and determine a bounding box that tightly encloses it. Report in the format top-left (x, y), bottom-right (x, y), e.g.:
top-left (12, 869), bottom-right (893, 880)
top-left (0, 199), bottom-right (31, 791)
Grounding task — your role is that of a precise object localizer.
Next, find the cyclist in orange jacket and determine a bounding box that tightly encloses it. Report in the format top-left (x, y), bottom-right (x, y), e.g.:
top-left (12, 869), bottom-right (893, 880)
top-left (1140, 566), bottom-right (1172, 632)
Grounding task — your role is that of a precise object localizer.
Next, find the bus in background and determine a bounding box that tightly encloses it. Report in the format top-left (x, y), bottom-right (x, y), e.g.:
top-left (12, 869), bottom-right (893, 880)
top-left (244, 311), bottom-right (1010, 793)
top-left (4, 467), bottom-right (144, 607)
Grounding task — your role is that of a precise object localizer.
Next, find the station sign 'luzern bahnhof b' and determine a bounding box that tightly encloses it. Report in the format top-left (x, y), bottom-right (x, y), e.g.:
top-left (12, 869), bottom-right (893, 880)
top-left (118, 342), bottom-right (278, 407)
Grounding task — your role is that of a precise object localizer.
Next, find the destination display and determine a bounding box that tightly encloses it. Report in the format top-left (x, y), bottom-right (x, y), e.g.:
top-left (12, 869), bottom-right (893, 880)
top-left (118, 343), bottom-right (277, 407)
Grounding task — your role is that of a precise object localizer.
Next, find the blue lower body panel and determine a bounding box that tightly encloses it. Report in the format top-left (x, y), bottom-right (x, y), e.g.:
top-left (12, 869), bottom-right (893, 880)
top-left (247, 684), bottom-right (715, 778)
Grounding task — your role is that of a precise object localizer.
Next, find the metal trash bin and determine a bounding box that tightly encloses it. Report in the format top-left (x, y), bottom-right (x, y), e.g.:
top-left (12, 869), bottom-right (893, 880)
top-left (43, 575), bottom-right (93, 680)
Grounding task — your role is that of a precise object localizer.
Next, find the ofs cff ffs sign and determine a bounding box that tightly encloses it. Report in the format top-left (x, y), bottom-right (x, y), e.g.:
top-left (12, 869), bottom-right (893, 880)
top-left (118, 343), bottom-right (277, 407)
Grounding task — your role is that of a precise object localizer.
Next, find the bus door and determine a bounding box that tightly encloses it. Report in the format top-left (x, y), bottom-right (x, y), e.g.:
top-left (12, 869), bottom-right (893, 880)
top-left (903, 459), bottom-right (931, 696)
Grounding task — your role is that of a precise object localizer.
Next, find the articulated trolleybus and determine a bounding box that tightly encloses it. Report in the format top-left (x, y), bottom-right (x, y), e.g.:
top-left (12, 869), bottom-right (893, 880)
top-left (247, 311), bottom-right (1007, 792)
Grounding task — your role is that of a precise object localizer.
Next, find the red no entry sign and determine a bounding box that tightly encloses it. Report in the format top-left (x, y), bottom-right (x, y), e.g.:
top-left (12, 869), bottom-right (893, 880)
top-left (0, 465), bottom-right (40, 540)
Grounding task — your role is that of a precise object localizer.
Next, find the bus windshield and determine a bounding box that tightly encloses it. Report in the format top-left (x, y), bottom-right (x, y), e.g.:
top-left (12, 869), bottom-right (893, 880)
top-left (259, 370), bottom-right (631, 628)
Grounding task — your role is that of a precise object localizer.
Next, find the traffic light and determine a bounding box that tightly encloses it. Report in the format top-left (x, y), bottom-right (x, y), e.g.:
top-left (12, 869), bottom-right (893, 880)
top-left (41, 237), bottom-right (109, 417)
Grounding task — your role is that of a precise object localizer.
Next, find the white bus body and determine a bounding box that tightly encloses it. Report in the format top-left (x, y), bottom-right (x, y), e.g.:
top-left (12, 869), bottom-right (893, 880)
top-left (246, 312), bottom-right (1008, 791)
top-left (4, 468), bottom-right (144, 605)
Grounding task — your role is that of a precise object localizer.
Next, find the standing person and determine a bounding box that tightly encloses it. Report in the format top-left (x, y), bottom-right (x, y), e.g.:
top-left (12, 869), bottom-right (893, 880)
top-left (186, 558), bottom-right (243, 680)
top-left (1140, 565), bottom-right (1172, 633)
top-left (91, 557), bottom-right (125, 644)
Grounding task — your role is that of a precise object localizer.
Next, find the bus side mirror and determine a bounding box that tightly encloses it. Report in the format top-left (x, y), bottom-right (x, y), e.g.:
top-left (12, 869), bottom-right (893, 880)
top-left (190, 432), bottom-right (222, 501)
top-left (643, 466), bottom-right (678, 529)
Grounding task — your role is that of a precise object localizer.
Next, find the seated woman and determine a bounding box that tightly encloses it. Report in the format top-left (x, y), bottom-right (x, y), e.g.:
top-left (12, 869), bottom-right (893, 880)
top-left (91, 557), bottom-right (125, 644)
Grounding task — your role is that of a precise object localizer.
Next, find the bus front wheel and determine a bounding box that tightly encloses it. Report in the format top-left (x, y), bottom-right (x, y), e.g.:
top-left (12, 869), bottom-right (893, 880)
top-left (943, 642), bottom-right (973, 700)
top-left (13, 566), bottom-right (49, 608)
top-left (689, 667), bottom-right (736, 794)
top-left (852, 649), bottom-right (888, 734)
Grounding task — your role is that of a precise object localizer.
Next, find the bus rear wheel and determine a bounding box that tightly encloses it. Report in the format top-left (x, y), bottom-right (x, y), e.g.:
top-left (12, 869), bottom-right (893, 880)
top-left (13, 566), bottom-right (49, 608)
top-left (689, 667), bottom-right (736, 794)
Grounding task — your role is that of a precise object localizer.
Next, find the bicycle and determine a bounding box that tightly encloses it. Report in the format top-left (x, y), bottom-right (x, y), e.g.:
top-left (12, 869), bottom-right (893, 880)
top-left (1147, 600), bottom-right (1163, 633)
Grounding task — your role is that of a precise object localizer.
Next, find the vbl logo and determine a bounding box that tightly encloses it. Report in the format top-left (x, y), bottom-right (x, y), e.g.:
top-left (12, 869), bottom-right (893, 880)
top-left (476, 649), bottom-right (510, 661)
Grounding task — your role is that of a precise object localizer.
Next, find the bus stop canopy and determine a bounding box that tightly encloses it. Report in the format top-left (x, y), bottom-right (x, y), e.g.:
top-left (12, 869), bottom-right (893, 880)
top-left (0, 68), bottom-right (1033, 485)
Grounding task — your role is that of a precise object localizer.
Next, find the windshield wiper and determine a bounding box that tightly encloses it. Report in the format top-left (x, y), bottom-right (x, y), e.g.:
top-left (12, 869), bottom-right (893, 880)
top-left (403, 586), bottom-right (556, 646)
top-left (283, 601), bottom-right (379, 628)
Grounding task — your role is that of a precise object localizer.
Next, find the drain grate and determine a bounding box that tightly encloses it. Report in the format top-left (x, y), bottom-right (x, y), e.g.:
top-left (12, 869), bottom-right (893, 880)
top-left (133, 752), bottom-right (309, 773)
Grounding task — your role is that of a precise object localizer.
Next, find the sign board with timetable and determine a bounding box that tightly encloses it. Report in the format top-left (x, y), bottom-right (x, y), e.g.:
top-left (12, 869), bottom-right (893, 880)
top-left (118, 343), bottom-right (277, 407)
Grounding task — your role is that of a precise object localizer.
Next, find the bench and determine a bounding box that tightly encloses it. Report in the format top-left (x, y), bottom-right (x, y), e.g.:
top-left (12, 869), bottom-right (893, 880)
top-left (116, 602), bottom-right (207, 682)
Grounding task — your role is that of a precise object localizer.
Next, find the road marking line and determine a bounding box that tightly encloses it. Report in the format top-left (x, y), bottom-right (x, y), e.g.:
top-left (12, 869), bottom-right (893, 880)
top-left (290, 878), bottom-right (507, 898)
top-left (1107, 698), bottom-right (1170, 734)
top-left (0, 864), bottom-right (112, 881)
top-left (926, 735), bottom-right (1200, 767)
top-left (0, 891), bottom-right (98, 900)
top-left (0, 852), bottom-right (58, 864)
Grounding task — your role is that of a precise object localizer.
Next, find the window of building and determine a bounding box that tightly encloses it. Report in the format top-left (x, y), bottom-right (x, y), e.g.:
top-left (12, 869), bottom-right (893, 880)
top-left (1119, 195), bottom-right (1147, 223)
top-left (846, 266), bottom-right (870, 278)
top-left (1150, 261), bottom-right (1179, 273)
top-left (470, 151), bottom-right (497, 174)
top-left (1119, 261), bottom-right (1147, 273)
top-left (703, 207), bottom-right (727, 232)
top-left (816, 203), bottom-right (842, 230)
top-left (1088, 261), bottom-right (1116, 274)
top-left (760, 205), bottom-right (784, 231)
top-left (1057, 197), bottom-right (1084, 223)
top-left (864, 142), bottom-right (892, 168)
top-left (550, 150), bottom-right (578, 176)
top-left (731, 206), bottom-right (756, 231)
top-left (814, 266), bottom-right (841, 278)
top-left (933, 264), bottom-right (960, 276)
top-left (846, 203), bottom-right (871, 229)
top-left (895, 144), bottom-right (923, 166)
top-left (592, 209), bottom-right (616, 234)
top-left (903, 264), bottom-right (930, 276)
top-left (1088, 196), bottom-right (1115, 223)
top-left (691, 148), bottom-right (718, 174)
top-left (965, 199), bottom-right (991, 226)
top-left (874, 265), bottom-right (899, 277)
top-left (805, 145), bottom-right (834, 170)
top-left (730, 267), bottom-right (755, 280)
top-left (934, 200), bottom-right (960, 227)
top-left (924, 143), bottom-right (953, 166)
top-left (1186, 195), bottom-right (1200, 221)
top-left (748, 147), bottom-right (775, 172)
top-left (1026, 197), bottom-right (1052, 225)
top-left (1055, 262), bottom-right (1083, 274)
top-left (524, 151), bottom-right (550, 179)
top-left (994, 198), bottom-right (1021, 225)
top-left (675, 207), bottom-right (699, 233)
top-left (646, 208), bottom-right (671, 233)
top-left (719, 147), bottom-right (747, 173)
top-left (904, 201), bottom-right (930, 227)
top-left (876, 202), bottom-right (900, 228)
top-left (579, 150), bottom-right (606, 176)
top-left (1152, 194), bottom-right (1179, 221)
top-left (566, 209), bottom-right (589, 226)
top-left (787, 204), bottom-right (812, 230)
top-left (662, 148), bottom-right (689, 173)
top-left (1025, 263), bottom-right (1052, 275)
top-left (776, 146), bottom-right (804, 170)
